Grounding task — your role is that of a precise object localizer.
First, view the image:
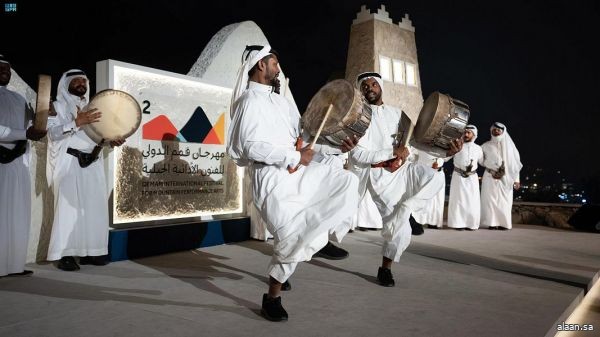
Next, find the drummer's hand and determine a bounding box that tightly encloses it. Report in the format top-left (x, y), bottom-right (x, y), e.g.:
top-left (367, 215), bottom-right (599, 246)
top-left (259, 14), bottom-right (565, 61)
top-left (298, 147), bottom-right (314, 166)
top-left (514, 182), bottom-right (521, 190)
top-left (25, 126), bottom-right (47, 141)
top-left (48, 100), bottom-right (57, 116)
top-left (446, 138), bottom-right (463, 156)
top-left (340, 135), bottom-right (360, 153)
top-left (109, 138), bottom-right (126, 147)
top-left (393, 145), bottom-right (410, 163)
top-left (75, 107), bottom-right (102, 127)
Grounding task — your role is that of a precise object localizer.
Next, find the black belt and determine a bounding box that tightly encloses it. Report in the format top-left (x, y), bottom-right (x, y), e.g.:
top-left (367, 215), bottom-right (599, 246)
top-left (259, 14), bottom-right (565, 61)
top-left (485, 168), bottom-right (505, 178)
top-left (0, 140), bottom-right (27, 164)
top-left (454, 167), bottom-right (475, 178)
top-left (67, 146), bottom-right (102, 168)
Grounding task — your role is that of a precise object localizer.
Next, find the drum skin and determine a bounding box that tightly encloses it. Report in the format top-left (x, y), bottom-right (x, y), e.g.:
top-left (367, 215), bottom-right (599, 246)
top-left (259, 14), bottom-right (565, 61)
top-left (83, 89), bottom-right (142, 145)
top-left (412, 91), bottom-right (470, 157)
top-left (302, 79), bottom-right (372, 146)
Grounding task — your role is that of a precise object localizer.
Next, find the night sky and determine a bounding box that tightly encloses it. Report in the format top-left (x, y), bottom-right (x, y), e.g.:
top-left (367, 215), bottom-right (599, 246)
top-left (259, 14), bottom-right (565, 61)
top-left (2, 0), bottom-right (599, 188)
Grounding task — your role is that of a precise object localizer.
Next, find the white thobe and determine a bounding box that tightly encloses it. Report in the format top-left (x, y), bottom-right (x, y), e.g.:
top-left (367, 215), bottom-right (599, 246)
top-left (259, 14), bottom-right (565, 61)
top-left (448, 142), bottom-right (483, 229)
top-left (480, 140), bottom-right (519, 229)
top-left (245, 166), bottom-right (272, 241)
top-left (411, 150), bottom-right (447, 228)
top-left (46, 101), bottom-right (109, 261)
top-left (349, 104), bottom-right (444, 262)
top-left (351, 191), bottom-right (383, 230)
top-left (0, 86), bottom-right (31, 276)
top-left (228, 82), bottom-right (359, 282)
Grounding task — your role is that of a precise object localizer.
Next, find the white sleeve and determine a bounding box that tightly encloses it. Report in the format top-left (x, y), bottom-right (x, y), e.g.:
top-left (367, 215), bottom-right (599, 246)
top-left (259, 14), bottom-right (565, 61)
top-left (47, 117), bottom-right (78, 141)
top-left (349, 128), bottom-right (394, 165)
top-left (0, 124), bottom-right (26, 141)
top-left (245, 141), bottom-right (300, 168)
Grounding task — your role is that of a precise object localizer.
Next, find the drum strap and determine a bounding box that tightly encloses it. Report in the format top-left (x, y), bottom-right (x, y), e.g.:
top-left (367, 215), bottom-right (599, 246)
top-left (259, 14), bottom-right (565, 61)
top-left (66, 146), bottom-right (102, 168)
top-left (0, 141), bottom-right (27, 164)
top-left (453, 167), bottom-right (475, 178)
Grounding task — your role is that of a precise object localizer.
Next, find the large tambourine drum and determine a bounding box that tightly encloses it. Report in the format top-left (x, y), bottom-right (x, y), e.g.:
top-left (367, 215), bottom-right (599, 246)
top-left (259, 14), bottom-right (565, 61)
top-left (411, 91), bottom-right (470, 157)
top-left (82, 89), bottom-right (142, 145)
top-left (302, 79), bottom-right (372, 146)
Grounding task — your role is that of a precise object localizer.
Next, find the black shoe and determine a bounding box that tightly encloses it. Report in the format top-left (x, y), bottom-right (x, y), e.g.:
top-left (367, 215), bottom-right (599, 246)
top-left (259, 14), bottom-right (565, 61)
top-left (348, 229), bottom-right (354, 233)
top-left (7, 270), bottom-right (33, 277)
top-left (314, 242), bottom-right (349, 260)
top-left (57, 256), bottom-right (80, 271)
top-left (261, 294), bottom-right (288, 322)
top-left (426, 224), bottom-right (439, 229)
top-left (377, 267), bottom-right (395, 287)
top-left (455, 228), bottom-right (465, 231)
top-left (409, 215), bottom-right (424, 235)
top-left (488, 226), bottom-right (498, 230)
top-left (281, 280), bottom-right (291, 291)
top-left (80, 255), bottom-right (109, 266)
top-left (497, 226), bottom-right (509, 231)
top-left (464, 228), bottom-right (475, 231)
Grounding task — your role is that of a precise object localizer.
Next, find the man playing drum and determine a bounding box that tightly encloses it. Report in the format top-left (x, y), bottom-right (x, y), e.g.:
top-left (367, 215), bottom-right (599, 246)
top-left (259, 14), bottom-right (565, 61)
top-left (349, 72), bottom-right (461, 287)
top-left (46, 69), bottom-right (124, 271)
top-left (227, 45), bottom-right (359, 321)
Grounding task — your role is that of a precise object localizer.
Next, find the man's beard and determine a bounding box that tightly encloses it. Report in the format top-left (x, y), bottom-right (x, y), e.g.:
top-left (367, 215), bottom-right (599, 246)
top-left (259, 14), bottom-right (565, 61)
top-left (71, 85), bottom-right (87, 96)
top-left (270, 73), bottom-right (281, 94)
top-left (365, 90), bottom-right (380, 104)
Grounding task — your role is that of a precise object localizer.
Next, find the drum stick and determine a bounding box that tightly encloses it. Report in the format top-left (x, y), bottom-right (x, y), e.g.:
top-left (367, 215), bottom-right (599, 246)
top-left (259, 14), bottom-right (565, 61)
top-left (401, 122), bottom-right (414, 148)
top-left (309, 103), bottom-right (333, 150)
top-left (34, 74), bottom-right (51, 130)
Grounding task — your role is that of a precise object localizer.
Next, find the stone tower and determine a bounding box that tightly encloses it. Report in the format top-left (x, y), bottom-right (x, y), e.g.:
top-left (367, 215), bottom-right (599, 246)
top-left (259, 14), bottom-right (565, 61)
top-left (345, 5), bottom-right (423, 121)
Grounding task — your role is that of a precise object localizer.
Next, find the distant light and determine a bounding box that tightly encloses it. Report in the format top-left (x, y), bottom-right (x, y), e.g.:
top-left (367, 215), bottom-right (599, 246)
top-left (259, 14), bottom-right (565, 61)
top-left (533, 183), bottom-right (538, 187)
top-left (4, 3), bottom-right (17, 12)
top-left (582, 199), bottom-right (587, 203)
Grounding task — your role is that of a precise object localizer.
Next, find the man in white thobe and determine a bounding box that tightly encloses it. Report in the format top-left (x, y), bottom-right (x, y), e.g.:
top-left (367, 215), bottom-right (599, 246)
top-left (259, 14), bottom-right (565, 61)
top-left (447, 125), bottom-right (484, 230)
top-left (46, 69), bottom-right (123, 271)
top-left (349, 72), bottom-right (461, 287)
top-left (227, 45), bottom-right (359, 321)
top-left (248, 76), bottom-right (352, 261)
top-left (480, 122), bottom-right (522, 230)
top-left (0, 55), bottom-right (46, 277)
top-left (411, 150), bottom-right (448, 229)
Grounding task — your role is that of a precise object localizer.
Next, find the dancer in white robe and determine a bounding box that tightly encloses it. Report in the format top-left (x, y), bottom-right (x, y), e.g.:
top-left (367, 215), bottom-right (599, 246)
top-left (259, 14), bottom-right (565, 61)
top-left (349, 72), bottom-right (461, 287)
top-left (46, 69), bottom-right (124, 271)
top-left (480, 122), bottom-right (522, 230)
top-left (227, 45), bottom-right (359, 321)
top-left (447, 125), bottom-right (483, 230)
top-left (0, 55), bottom-right (46, 277)
top-left (412, 150), bottom-right (447, 229)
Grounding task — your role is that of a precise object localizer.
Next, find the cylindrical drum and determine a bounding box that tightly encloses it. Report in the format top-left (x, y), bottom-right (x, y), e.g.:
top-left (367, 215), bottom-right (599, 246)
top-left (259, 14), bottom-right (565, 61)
top-left (411, 91), bottom-right (470, 157)
top-left (302, 79), bottom-right (372, 146)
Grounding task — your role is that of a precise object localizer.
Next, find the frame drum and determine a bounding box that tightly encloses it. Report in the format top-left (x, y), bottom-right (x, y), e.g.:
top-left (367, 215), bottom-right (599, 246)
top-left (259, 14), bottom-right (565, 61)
top-left (82, 89), bottom-right (142, 145)
top-left (411, 91), bottom-right (470, 157)
top-left (302, 79), bottom-right (372, 146)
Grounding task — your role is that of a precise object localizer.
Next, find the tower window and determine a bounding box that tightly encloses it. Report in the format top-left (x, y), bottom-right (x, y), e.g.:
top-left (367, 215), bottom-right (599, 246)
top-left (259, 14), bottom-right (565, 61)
top-left (378, 55), bottom-right (392, 81)
top-left (393, 59), bottom-right (405, 84)
top-left (405, 62), bottom-right (417, 86)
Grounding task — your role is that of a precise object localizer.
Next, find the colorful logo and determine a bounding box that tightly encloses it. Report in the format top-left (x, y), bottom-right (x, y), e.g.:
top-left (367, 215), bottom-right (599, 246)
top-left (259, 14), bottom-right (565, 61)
top-left (142, 106), bottom-right (224, 144)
